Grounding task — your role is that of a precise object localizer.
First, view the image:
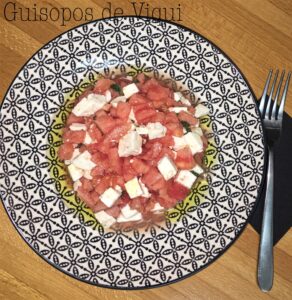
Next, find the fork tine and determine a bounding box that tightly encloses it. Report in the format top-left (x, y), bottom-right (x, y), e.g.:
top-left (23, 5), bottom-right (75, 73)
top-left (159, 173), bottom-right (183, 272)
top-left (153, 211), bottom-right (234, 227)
top-left (271, 70), bottom-right (285, 119)
top-left (265, 70), bottom-right (278, 119)
top-left (277, 71), bottom-right (291, 121)
top-left (259, 70), bottom-right (272, 116)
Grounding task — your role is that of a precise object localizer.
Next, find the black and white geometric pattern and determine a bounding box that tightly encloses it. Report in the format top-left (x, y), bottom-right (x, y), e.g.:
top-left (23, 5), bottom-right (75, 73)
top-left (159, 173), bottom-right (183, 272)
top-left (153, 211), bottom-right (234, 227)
top-left (0, 17), bottom-right (265, 288)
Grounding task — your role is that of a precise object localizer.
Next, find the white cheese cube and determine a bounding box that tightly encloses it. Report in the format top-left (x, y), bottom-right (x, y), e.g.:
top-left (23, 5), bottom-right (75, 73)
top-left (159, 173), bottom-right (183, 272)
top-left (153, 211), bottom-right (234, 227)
top-left (146, 122), bottom-right (167, 140)
top-left (69, 123), bottom-right (87, 131)
top-left (194, 104), bottom-right (209, 118)
top-left (125, 177), bottom-right (143, 199)
top-left (105, 90), bottom-right (112, 102)
top-left (68, 164), bottom-right (83, 181)
top-left (175, 170), bottom-right (197, 189)
top-left (184, 132), bottom-right (203, 155)
top-left (72, 93), bottom-right (107, 117)
top-left (129, 108), bottom-right (137, 123)
top-left (121, 204), bottom-right (140, 219)
top-left (117, 212), bottom-right (143, 223)
top-left (139, 179), bottom-right (151, 198)
top-left (169, 107), bottom-right (188, 113)
top-left (83, 132), bottom-right (93, 145)
top-left (122, 83), bottom-right (139, 99)
top-left (100, 187), bottom-right (122, 207)
top-left (192, 127), bottom-right (203, 136)
top-left (192, 165), bottom-right (204, 175)
top-left (157, 156), bottom-right (178, 180)
top-left (114, 185), bottom-right (123, 193)
top-left (72, 150), bottom-right (96, 170)
top-left (95, 210), bottom-right (116, 228)
top-left (111, 95), bottom-right (127, 107)
top-left (118, 131), bottom-right (142, 157)
top-left (173, 136), bottom-right (187, 151)
top-left (126, 76), bottom-right (133, 81)
top-left (151, 202), bottom-right (164, 212)
top-left (73, 180), bottom-right (82, 191)
top-left (181, 98), bottom-right (191, 106)
top-left (64, 148), bottom-right (80, 165)
top-left (83, 169), bottom-right (93, 180)
top-left (174, 92), bottom-right (183, 101)
top-left (136, 126), bottom-right (149, 135)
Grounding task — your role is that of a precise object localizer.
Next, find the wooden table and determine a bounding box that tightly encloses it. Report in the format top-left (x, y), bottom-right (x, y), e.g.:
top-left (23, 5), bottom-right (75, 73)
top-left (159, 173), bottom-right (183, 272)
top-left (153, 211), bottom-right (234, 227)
top-left (0, 0), bottom-right (291, 299)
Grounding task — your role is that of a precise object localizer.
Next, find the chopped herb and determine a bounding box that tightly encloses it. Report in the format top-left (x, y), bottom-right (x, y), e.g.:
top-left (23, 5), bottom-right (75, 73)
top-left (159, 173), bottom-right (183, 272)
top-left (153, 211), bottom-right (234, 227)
top-left (180, 121), bottom-right (191, 132)
top-left (111, 83), bottom-right (122, 94)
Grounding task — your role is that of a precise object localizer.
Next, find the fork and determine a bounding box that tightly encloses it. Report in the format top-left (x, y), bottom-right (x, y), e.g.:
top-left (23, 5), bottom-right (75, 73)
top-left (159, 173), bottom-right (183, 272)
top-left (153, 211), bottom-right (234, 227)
top-left (257, 69), bottom-right (291, 292)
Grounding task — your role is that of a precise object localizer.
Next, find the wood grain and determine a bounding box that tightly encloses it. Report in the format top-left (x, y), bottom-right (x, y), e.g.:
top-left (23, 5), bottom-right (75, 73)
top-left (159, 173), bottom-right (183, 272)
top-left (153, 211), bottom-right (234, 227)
top-left (0, 0), bottom-right (291, 299)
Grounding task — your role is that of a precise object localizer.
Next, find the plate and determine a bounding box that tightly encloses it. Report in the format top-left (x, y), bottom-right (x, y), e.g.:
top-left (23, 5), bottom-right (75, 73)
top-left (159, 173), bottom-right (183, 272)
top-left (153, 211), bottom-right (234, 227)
top-left (0, 17), bottom-right (266, 289)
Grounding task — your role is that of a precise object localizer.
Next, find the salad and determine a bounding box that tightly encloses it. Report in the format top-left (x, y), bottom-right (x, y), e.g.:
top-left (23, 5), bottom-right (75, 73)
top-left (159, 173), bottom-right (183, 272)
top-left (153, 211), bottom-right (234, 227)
top-left (58, 74), bottom-right (209, 228)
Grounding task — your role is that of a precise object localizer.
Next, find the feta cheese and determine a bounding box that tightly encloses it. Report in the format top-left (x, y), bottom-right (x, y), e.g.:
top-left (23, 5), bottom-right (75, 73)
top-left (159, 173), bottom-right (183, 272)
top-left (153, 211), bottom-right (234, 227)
top-left (114, 185), bottom-right (123, 193)
top-left (72, 93), bottom-right (107, 117)
top-left (192, 127), bottom-right (203, 136)
top-left (73, 180), bottom-right (82, 191)
top-left (68, 164), bottom-right (83, 181)
top-left (121, 204), bottom-right (140, 219)
top-left (169, 107), bottom-right (188, 113)
top-left (129, 109), bottom-right (137, 123)
top-left (83, 169), bottom-right (93, 180)
top-left (100, 187), bottom-right (122, 207)
top-left (118, 131), bottom-right (142, 157)
top-left (122, 83), bottom-right (139, 99)
top-left (151, 202), bottom-right (164, 212)
top-left (117, 212), bottom-right (143, 223)
top-left (157, 156), bottom-right (178, 180)
top-left (83, 132), bottom-right (93, 145)
top-left (111, 96), bottom-right (127, 107)
top-left (175, 170), bottom-right (197, 189)
top-left (184, 132), bottom-right (203, 155)
top-left (173, 92), bottom-right (191, 106)
top-left (146, 122), bottom-right (167, 140)
top-left (95, 210), bottom-right (116, 228)
top-left (194, 104), bottom-right (209, 118)
top-left (139, 179), bottom-right (151, 198)
top-left (64, 148), bottom-right (80, 165)
top-left (192, 165), bottom-right (204, 175)
top-left (69, 123), bottom-right (87, 131)
top-left (181, 98), bottom-right (191, 106)
top-left (105, 90), bottom-right (112, 102)
top-left (173, 136), bottom-right (187, 151)
top-left (136, 126), bottom-right (149, 135)
top-left (72, 150), bottom-right (96, 170)
top-left (125, 177), bottom-right (143, 199)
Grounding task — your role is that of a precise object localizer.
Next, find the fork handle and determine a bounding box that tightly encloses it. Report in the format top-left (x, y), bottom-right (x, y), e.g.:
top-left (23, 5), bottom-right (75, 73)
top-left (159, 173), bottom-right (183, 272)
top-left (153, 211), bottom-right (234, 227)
top-left (257, 148), bottom-right (274, 291)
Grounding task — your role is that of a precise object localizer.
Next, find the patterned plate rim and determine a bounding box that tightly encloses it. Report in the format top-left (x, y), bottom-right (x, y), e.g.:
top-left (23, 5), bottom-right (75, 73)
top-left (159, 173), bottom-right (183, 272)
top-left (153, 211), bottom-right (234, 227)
top-left (0, 16), bottom-right (267, 290)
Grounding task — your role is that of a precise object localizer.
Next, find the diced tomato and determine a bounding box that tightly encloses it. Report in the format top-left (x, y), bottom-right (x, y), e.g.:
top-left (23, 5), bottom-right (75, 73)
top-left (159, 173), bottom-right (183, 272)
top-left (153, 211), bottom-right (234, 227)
top-left (178, 111), bottom-right (198, 126)
top-left (91, 164), bottom-right (105, 176)
top-left (58, 143), bottom-right (74, 160)
top-left (150, 111), bottom-right (166, 123)
top-left (116, 102), bottom-right (131, 120)
top-left (140, 78), bottom-right (159, 93)
top-left (88, 124), bottom-right (103, 142)
top-left (152, 100), bottom-right (167, 110)
top-left (117, 194), bottom-right (131, 208)
top-left (144, 196), bottom-right (157, 213)
top-left (63, 130), bottom-right (86, 144)
top-left (175, 147), bottom-right (196, 169)
top-left (93, 198), bottom-right (108, 212)
top-left (102, 103), bottom-right (112, 112)
top-left (165, 97), bottom-right (177, 107)
top-left (108, 147), bottom-right (123, 175)
top-left (95, 115), bottom-right (116, 134)
top-left (87, 142), bottom-right (101, 154)
top-left (95, 110), bottom-right (107, 118)
top-left (95, 141), bottom-right (110, 154)
top-left (158, 196), bottom-right (178, 209)
top-left (188, 106), bottom-right (195, 114)
top-left (147, 85), bottom-right (170, 101)
top-left (105, 206), bottom-right (121, 218)
top-left (95, 176), bottom-right (111, 194)
top-left (155, 135), bottom-right (174, 147)
top-left (110, 175), bottom-right (125, 188)
top-left (201, 135), bottom-right (208, 148)
top-left (122, 158), bottom-right (138, 181)
top-left (130, 157), bottom-right (150, 174)
top-left (140, 141), bottom-right (162, 161)
top-left (135, 108), bottom-right (157, 124)
top-left (141, 167), bottom-right (166, 191)
top-left (128, 94), bottom-right (149, 105)
top-left (167, 180), bottom-right (190, 201)
top-left (194, 152), bottom-right (204, 165)
top-left (165, 122), bottom-right (184, 137)
top-left (129, 197), bottom-right (148, 213)
top-left (110, 106), bottom-right (117, 117)
top-left (66, 113), bottom-right (84, 126)
top-left (132, 103), bottom-right (151, 113)
top-left (109, 88), bottom-right (120, 99)
top-left (80, 178), bottom-right (94, 192)
top-left (165, 112), bottom-right (180, 123)
top-left (94, 79), bottom-right (113, 93)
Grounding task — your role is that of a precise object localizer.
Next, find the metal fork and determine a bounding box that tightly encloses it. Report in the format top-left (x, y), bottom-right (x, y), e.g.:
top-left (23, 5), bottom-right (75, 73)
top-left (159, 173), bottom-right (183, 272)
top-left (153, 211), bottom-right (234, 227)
top-left (257, 70), bottom-right (291, 292)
